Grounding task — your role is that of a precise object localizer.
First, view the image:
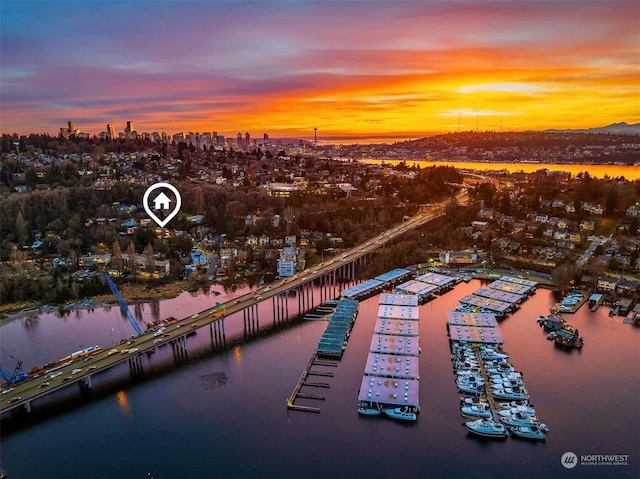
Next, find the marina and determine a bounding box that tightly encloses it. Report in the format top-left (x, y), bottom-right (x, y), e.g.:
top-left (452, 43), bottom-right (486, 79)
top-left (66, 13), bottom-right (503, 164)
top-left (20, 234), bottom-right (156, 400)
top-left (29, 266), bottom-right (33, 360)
top-left (340, 279), bottom-right (384, 300)
top-left (489, 280), bottom-right (534, 296)
top-left (1, 277), bottom-right (638, 478)
top-left (415, 271), bottom-right (458, 293)
top-left (448, 275), bottom-right (549, 440)
top-left (358, 291), bottom-right (421, 421)
top-left (287, 299), bottom-right (359, 412)
top-left (394, 280), bottom-right (439, 302)
top-left (458, 294), bottom-right (513, 316)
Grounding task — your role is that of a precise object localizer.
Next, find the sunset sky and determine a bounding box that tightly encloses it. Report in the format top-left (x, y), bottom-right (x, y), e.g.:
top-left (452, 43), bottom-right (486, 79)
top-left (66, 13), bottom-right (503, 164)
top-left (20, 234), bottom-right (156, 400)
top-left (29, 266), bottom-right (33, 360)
top-left (1, 1), bottom-right (639, 140)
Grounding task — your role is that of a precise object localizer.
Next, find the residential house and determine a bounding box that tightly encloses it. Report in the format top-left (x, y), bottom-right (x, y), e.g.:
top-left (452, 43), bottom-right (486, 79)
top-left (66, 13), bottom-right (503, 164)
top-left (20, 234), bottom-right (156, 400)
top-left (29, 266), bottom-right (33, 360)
top-left (626, 204), bottom-right (640, 217)
top-left (579, 220), bottom-right (595, 232)
top-left (259, 235), bottom-right (270, 247)
top-left (285, 235), bottom-right (296, 246)
top-left (596, 277), bottom-right (618, 292)
top-left (245, 235), bottom-right (259, 247)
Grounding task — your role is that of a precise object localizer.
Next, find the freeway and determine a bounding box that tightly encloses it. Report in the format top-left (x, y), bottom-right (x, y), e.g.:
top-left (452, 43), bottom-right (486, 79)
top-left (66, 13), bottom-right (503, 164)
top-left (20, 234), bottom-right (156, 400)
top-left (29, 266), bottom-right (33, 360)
top-left (1, 191), bottom-right (460, 414)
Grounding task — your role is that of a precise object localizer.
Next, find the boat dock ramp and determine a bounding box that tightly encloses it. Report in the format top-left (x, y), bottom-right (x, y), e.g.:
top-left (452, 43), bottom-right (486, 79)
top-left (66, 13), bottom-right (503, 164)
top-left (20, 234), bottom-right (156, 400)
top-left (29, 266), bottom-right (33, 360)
top-left (287, 299), bottom-right (358, 413)
top-left (286, 353), bottom-right (337, 413)
top-left (303, 300), bottom-right (339, 320)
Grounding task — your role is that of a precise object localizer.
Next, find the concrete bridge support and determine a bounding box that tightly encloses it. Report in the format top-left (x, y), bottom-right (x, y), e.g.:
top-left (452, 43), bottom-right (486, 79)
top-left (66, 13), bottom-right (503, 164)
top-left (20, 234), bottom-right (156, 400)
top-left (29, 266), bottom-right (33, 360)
top-left (209, 319), bottom-right (226, 349)
top-left (243, 304), bottom-right (259, 337)
top-left (171, 335), bottom-right (188, 362)
top-left (128, 354), bottom-right (144, 376)
top-left (80, 375), bottom-right (93, 391)
top-left (272, 293), bottom-right (289, 324)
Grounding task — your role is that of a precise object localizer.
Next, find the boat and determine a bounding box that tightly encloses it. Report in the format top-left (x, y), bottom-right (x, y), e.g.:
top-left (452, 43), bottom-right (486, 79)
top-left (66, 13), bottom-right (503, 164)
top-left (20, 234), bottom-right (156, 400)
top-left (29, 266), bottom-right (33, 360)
top-left (461, 403), bottom-right (492, 418)
top-left (465, 419), bottom-right (509, 438)
top-left (480, 348), bottom-right (509, 360)
top-left (538, 312), bottom-right (567, 331)
top-left (384, 406), bottom-right (417, 422)
top-left (552, 329), bottom-right (584, 349)
top-left (492, 387), bottom-right (528, 401)
top-left (358, 401), bottom-right (382, 416)
top-left (498, 411), bottom-right (541, 428)
top-left (456, 375), bottom-right (484, 395)
top-left (509, 424), bottom-right (547, 440)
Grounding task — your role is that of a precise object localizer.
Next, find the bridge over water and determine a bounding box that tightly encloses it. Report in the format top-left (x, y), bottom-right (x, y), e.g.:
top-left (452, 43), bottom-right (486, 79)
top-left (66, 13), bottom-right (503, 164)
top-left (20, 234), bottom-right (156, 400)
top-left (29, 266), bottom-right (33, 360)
top-left (0, 194), bottom-right (460, 416)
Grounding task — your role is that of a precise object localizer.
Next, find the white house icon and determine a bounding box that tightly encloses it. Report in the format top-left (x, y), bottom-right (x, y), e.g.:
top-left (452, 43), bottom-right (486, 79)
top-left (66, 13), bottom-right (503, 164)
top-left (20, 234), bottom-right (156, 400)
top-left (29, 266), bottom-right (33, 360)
top-left (153, 192), bottom-right (172, 210)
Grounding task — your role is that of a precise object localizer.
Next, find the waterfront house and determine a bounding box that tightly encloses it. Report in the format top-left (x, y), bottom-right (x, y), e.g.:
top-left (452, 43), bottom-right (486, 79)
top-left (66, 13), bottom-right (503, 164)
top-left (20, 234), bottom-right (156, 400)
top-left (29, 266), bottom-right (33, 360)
top-left (596, 277), bottom-right (618, 293)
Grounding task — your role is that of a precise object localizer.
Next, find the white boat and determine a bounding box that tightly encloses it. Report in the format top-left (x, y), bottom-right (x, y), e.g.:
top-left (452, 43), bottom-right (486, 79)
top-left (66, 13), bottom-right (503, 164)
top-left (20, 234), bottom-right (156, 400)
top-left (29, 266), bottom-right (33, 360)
top-left (384, 406), bottom-right (417, 422)
top-left (461, 403), bottom-right (492, 418)
top-left (492, 387), bottom-right (528, 401)
top-left (456, 375), bottom-right (484, 395)
top-left (510, 424), bottom-right (547, 440)
top-left (480, 348), bottom-right (509, 360)
top-left (465, 419), bottom-right (509, 438)
top-left (499, 411), bottom-right (541, 428)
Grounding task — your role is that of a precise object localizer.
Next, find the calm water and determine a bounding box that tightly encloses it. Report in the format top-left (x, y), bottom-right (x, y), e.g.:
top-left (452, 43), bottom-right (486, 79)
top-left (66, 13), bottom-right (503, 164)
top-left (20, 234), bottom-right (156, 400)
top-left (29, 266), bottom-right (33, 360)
top-left (359, 160), bottom-right (640, 181)
top-left (1, 281), bottom-right (638, 479)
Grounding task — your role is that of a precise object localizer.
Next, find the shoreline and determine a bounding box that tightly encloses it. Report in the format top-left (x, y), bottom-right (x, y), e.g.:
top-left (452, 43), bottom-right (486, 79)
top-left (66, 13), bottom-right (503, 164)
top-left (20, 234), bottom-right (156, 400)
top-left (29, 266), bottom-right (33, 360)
top-left (0, 281), bottom-right (188, 322)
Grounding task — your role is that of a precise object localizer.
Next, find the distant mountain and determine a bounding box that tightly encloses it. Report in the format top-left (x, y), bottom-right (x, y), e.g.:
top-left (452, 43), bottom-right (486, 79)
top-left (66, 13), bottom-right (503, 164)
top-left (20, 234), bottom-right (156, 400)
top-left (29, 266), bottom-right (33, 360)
top-left (544, 122), bottom-right (640, 135)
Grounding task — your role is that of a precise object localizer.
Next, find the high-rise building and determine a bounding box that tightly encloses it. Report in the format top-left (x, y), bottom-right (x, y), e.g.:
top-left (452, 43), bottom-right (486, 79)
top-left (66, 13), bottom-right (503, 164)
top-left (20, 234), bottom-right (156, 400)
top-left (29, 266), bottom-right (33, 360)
top-left (126, 121), bottom-right (134, 133)
top-left (68, 121), bottom-right (75, 132)
top-left (237, 132), bottom-right (243, 149)
top-left (245, 132), bottom-right (250, 150)
top-left (107, 124), bottom-right (116, 140)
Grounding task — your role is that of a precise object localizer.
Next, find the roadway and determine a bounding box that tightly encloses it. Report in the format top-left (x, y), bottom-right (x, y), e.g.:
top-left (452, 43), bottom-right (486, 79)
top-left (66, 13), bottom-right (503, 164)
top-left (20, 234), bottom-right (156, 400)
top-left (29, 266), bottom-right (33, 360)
top-left (1, 190), bottom-right (462, 414)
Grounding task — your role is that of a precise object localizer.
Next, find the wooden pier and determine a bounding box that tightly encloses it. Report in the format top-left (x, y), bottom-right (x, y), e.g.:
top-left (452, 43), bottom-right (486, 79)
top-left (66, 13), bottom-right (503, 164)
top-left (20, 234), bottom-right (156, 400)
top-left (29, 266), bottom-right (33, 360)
top-left (286, 353), bottom-right (338, 413)
top-left (474, 348), bottom-right (502, 421)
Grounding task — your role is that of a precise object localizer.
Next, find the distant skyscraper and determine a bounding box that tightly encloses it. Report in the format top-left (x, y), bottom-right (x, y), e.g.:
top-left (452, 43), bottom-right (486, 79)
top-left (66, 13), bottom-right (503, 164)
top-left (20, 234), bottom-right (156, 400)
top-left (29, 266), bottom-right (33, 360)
top-left (126, 121), bottom-right (135, 134)
top-left (68, 121), bottom-right (75, 132)
top-left (245, 132), bottom-right (250, 149)
top-left (314, 127), bottom-right (317, 145)
top-left (237, 132), bottom-right (243, 148)
top-left (107, 124), bottom-right (115, 140)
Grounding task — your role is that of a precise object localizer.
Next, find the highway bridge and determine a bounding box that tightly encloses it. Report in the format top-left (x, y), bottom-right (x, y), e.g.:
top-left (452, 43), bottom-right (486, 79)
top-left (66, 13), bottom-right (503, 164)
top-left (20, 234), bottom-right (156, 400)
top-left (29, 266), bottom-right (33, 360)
top-left (1, 191), bottom-right (463, 416)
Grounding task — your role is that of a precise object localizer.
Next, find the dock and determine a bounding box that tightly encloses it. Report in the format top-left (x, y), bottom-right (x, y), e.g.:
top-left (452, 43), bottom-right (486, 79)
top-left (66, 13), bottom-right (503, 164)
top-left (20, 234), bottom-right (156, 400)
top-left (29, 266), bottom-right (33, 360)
top-left (287, 299), bottom-right (358, 412)
top-left (287, 352), bottom-right (338, 413)
top-left (357, 292), bottom-right (421, 421)
top-left (474, 347), bottom-right (501, 421)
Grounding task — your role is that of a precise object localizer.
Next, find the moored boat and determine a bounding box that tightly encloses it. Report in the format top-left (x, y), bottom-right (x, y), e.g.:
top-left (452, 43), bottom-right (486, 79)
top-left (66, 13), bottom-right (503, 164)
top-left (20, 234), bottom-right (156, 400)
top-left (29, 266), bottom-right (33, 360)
top-left (509, 424), bottom-right (548, 440)
top-left (465, 419), bottom-right (509, 438)
top-left (461, 403), bottom-right (492, 418)
top-left (358, 401), bottom-right (382, 416)
top-left (384, 406), bottom-right (417, 422)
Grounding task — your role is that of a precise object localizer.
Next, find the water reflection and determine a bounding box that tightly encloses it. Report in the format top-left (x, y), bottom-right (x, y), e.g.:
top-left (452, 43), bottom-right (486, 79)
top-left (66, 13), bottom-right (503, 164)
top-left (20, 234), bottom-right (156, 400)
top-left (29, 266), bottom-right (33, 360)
top-left (116, 390), bottom-right (133, 419)
top-left (361, 159), bottom-right (640, 180)
top-left (150, 300), bottom-right (160, 322)
top-left (232, 346), bottom-right (242, 365)
top-left (134, 303), bottom-right (144, 321)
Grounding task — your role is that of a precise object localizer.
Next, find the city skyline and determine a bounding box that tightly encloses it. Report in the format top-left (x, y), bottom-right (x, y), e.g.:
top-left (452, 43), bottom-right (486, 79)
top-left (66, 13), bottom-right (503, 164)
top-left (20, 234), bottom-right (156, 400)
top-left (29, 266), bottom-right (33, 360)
top-left (1, 1), bottom-right (639, 138)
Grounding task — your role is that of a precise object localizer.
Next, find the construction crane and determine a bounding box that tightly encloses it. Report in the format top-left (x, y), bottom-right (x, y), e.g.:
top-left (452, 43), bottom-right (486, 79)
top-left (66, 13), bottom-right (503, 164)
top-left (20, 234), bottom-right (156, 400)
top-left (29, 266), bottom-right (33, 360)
top-left (102, 271), bottom-right (144, 336)
top-left (0, 348), bottom-right (28, 387)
